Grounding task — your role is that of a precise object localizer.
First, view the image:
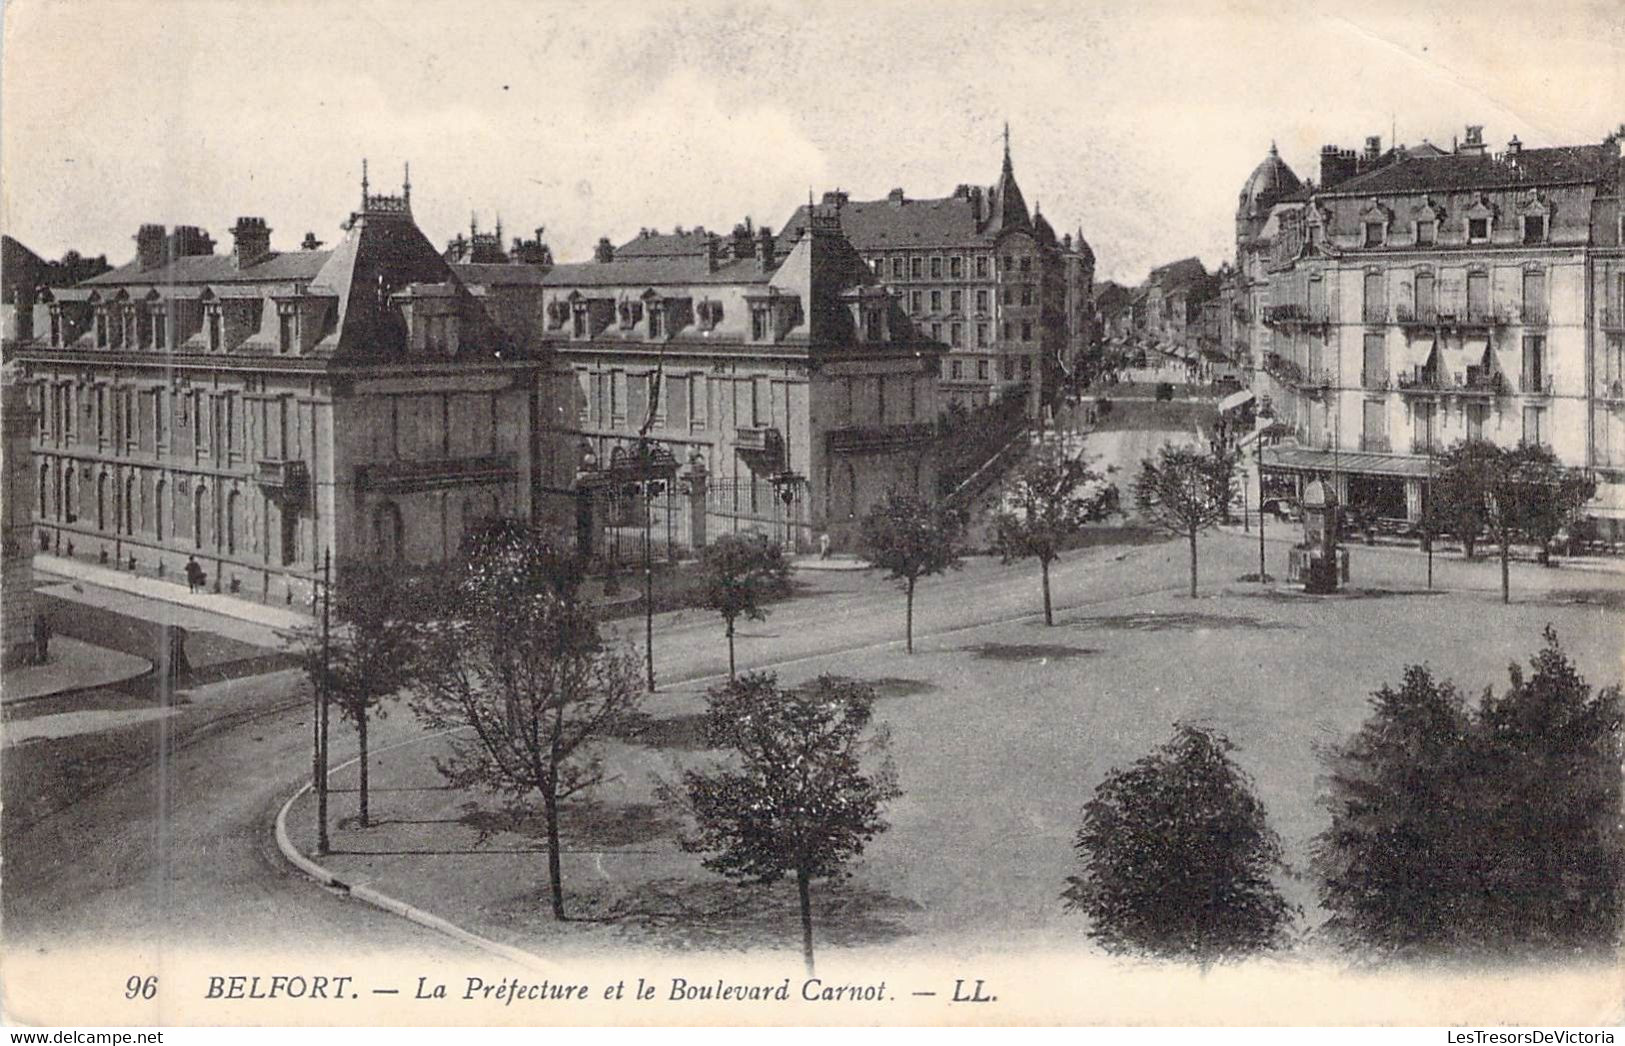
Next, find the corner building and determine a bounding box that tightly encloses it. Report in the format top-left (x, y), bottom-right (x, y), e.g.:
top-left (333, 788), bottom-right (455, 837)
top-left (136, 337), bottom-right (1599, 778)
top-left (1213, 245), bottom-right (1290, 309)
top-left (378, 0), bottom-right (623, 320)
top-left (12, 171), bottom-right (554, 605)
top-left (1237, 128), bottom-right (1625, 536)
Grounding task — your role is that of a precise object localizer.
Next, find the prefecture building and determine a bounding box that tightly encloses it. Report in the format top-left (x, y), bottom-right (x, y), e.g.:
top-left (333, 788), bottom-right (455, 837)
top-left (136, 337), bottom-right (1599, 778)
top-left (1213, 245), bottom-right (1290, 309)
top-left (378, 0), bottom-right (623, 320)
top-left (1236, 127), bottom-right (1625, 538)
top-left (9, 168), bottom-right (556, 605)
top-left (776, 134), bottom-right (1093, 414)
top-left (536, 206), bottom-right (945, 554)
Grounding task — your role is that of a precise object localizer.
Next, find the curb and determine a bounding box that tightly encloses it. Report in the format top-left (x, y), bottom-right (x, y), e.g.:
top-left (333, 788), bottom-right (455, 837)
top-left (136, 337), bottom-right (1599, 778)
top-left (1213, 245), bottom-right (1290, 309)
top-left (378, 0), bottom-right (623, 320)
top-left (273, 750), bottom-right (550, 971)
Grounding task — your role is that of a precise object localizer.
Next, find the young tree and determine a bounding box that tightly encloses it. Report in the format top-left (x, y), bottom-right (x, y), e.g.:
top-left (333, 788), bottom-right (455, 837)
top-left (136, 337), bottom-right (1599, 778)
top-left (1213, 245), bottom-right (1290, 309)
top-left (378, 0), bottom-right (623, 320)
top-left (1132, 443), bottom-right (1236, 597)
top-left (1428, 440), bottom-right (1499, 562)
top-left (1506, 444), bottom-right (1596, 567)
top-left (409, 539), bottom-right (645, 921)
top-left (663, 673), bottom-right (901, 973)
top-left (697, 532), bottom-right (793, 678)
top-left (992, 440), bottom-right (1119, 625)
top-left (1063, 723), bottom-right (1294, 964)
top-left (296, 565), bottom-right (425, 828)
top-left (858, 489), bottom-right (965, 653)
top-left (1315, 628), bottom-right (1623, 957)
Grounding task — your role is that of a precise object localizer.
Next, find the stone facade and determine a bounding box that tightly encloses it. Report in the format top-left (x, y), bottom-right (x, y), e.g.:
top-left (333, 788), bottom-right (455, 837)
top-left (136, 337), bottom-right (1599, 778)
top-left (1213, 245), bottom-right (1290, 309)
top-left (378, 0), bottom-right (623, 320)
top-left (538, 208), bottom-right (946, 554)
top-left (3, 364), bottom-right (37, 665)
top-left (10, 170), bottom-right (555, 606)
top-left (1237, 127), bottom-right (1625, 534)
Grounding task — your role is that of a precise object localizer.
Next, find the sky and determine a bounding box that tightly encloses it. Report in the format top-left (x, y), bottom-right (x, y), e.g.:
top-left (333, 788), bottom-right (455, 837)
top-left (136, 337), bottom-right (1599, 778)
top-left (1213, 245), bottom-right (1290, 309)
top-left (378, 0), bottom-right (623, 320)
top-left (2, 0), bottom-right (1621, 286)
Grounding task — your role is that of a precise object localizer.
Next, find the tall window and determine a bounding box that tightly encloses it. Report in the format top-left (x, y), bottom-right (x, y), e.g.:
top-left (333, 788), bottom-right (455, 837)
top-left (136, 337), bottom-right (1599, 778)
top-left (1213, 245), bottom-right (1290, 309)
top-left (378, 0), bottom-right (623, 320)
top-left (1413, 402), bottom-right (1437, 453)
top-left (1468, 217), bottom-right (1490, 242)
top-left (1363, 271), bottom-right (1385, 323)
top-left (949, 290), bottom-right (961, 313)
top-left (1605, 335), bottom-right (1625, 388)
top-left (1362, 400), bottom-right (1386, 450)
top-left (1467, 271), bottom-right (1489, 319)
top-left (950, 322), bottom-right (961, 347)
top-left (891, 258), bottom-right (903, 278)
top-left (207, 309), bottom-right (221, 351)
top-left (1521, 269), bottom-right (1545, 322)
top-left (278, 308), bottom-right (297, 354)
top-left (977, 360), bottom-right (989, 381)
top-left (976, 256), bottom-right (988, 278)
top-left (1021, 286), bottom-right (1033, 307)
top-left (1522, 405), bottom-right (1546, 446)
top-left (1362, 332), bottom-right (1387, 388)
top-left (572, 304), bottom-right (587, 338)
top-left (910, 257), bottom-right (922, 279)
top-left (648, 303), bottom-right (664, 338)
top-left (1019, 257), bottom-right (1031, 274)
top-left (950, 257), bottom-right (963, 279)
top-left (865, 308), bottom-right (882, 342)
top-left (910, 291), bottom-right (922, 314)
top-left (930, 257), bottom-right (942, 278)
top-left (152, 310), bottom-right (167, 350)
top-left (1521, 335), bottom-right (1546, 391)
top-left (951, 360), bottom-right (963, 380)
top-left (1416, 220), bottom-right (1436, 245)
top-left (976, 289), bottom-right (988, 312)
top-left (1522, 215), bottom-right (1546, 244)
top-left (1414, 271), bottom-right (1436, 319)
top-left (96, 314), bottom-right (108, 348)
top-left (751, 306), bottom-right (770, 341)
top-left (1467, 403), bottom-right (1488, 441)
top-left (976, 322), bottom-right (988, 347)
top-left (930, 290), bottom-right (941, 312)
top-left (1364, 221), bottom-right (1385, 247)
top-left (1003, 358), bottom-right (1016, 381)
top-left (1021, 320), bottom-right (1032, 341)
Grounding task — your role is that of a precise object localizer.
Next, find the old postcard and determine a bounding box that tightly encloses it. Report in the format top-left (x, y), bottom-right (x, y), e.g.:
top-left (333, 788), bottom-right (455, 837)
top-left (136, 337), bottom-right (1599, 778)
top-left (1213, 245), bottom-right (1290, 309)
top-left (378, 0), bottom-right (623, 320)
top-left (2, 0), bottom-right (1622, 1029)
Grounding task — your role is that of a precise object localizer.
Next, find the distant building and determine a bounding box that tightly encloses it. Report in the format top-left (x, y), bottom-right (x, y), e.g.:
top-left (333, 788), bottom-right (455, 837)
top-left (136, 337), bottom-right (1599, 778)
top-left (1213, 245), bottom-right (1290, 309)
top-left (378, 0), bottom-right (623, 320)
top-left (10, 166), bottom-right (556, 605)
top-left (778, 131), bottom-right (1092, 414)
top-left (1236, 126), bottom-right (1625, 535)
top-left (537, 207), bottom-right (945, 553)
top-left (2, 363), bottom-right (37, 665)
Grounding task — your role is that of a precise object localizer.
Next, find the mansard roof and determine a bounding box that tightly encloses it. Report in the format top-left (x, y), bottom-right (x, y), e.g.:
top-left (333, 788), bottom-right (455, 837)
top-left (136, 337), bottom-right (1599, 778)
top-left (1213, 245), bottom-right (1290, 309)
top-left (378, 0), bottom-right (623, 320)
top-left (86, 249), bottom-right (332, 285)
top-left (1323, 143), bottom-right (1618, 196)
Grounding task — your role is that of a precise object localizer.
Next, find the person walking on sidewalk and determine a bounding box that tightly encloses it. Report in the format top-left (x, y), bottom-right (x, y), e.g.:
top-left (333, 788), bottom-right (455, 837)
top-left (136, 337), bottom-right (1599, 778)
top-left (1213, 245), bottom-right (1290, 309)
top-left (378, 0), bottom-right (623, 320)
top-left (185, 556), bottom-right (205, 594)
top-left (32, 615), bottom-right (52, 664)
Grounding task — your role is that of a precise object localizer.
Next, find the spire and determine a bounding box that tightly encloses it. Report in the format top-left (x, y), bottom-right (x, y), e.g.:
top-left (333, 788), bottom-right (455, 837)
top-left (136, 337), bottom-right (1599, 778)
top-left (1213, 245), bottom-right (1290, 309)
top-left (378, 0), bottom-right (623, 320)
top-left (985, 123), bottom-right (1031, 235)
top-left (361, 158), bottom-right (369, 209)
top-left (1003, 120), bottom-right (1012, 171)
top-left (403, 162), bottom-right (411, 206)
top-left (1269, 139), bottom-right (1279, 156)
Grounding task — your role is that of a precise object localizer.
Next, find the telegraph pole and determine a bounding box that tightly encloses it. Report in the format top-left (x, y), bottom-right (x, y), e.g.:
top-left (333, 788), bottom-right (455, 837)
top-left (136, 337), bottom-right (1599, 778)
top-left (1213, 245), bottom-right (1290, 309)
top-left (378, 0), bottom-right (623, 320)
top-left (317, 548), bottom-right (332, 855)
top-left (644, 476), bottom-right (655, 692)
top-left (1258, 463), bottom-right (1267, 582)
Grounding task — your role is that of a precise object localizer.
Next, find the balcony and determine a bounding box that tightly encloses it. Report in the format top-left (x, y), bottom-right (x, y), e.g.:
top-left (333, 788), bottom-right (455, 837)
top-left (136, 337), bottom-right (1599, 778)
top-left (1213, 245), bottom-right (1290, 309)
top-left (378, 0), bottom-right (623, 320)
top-left (1411, 435), bottom-right (1443, 455)
top-left (1362, 304), bottom-right (1388, 326)
top-left (1597, 379), bottom-right (1625, 404)
top-left (734, 426), bottom-right (786, 474)
top-left (1443, 307), bottom-right (1510, 331)
top-left (1519, 304), bottom-right (1548, 326)
top-left (1396, 369), bottom-right (1446, 396)
top-left (354, 452), bottom-right (519, 494)
top-left (256, 458), bottom-right (310, 506)
top-left (825, 422), bottom-right (936, 455)
top-left (1361, 370), bottom-right (1391, 391)
top-left (1360, 434), bottom-right (1391, 453)
top-left (1603, 306), bottom-right (1625, 332)
top-left (1396, 304), bottom-right (1438, 328)
top-left (1456, 368), bottom-right (1508, 398)
top-left (1520, 373), bottom-right (1554, 397)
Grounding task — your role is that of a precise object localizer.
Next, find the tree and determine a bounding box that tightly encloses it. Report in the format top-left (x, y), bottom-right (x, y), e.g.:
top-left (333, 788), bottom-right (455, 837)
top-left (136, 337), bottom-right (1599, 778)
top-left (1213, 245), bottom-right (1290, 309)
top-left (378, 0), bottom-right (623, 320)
top-left (1427, 440), bottom-right (1497, 561)
top-left (1132, 443), bottom-right (1236, 597)
top-left (697, 533), bottom-right (793, 678)
top-left (992, 440), bottom-right (1119, 625)
top-left (1315, 628), bottom-right (1623, 957)
top-left (663, 673), bottom-right (901, 973)
top-left (858, 490), bottom-right (965, 653)
top-left (1505, 443), bottom-right (1595, 567)
top-left (409, 538), bottom-right (645, 921)
top-left (1063, 723), bottom-right (1294, 964)
top-left (296, 565), bottom-right (425, 828)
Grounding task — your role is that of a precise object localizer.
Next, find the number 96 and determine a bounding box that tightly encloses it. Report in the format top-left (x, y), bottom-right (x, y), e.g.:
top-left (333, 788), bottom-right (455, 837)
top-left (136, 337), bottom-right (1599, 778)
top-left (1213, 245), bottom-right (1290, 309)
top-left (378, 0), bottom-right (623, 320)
top-left (125, 975), bottom-right (157, 1000)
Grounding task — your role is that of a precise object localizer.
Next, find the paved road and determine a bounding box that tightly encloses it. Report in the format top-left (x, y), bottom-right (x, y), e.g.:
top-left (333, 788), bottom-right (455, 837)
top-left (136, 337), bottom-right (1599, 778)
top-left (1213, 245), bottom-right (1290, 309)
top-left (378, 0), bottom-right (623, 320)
top-left (7, 520), bottom-right (1621, 976)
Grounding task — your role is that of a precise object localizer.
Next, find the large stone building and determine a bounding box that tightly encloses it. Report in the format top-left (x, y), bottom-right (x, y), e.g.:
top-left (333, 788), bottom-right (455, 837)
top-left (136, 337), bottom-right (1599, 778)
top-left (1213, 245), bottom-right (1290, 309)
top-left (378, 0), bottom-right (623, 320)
top-left (9, 167), bottom-right (555, 605)
top-left (1237, 127), bottom-right (1625, 537)
top-left (776, 133), bottom-right (1093, 413)
top-left (536, 207), bottom-right (946, 553)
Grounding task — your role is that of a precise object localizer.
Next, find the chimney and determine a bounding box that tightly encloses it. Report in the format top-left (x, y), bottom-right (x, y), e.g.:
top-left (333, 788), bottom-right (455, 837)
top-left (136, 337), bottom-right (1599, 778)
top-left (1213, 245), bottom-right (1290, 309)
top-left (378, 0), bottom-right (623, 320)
top-left (704, 232), bottom-right (721, 273)
top-left (594, 237), bottom-right (615, 263)
top-left (230, 217), bottom-right (272, 269)
top-left (1363, 135), bottom-right (1382, 163)
top-left (168, 225), bottom-right (215, 258)
top-left (757, 225), bottom-right (776, 268)
top-left (1506, 134), bottom-right (1522, 156)
top-left (821, 190), bottom-right (848, 209)
top-left (135, 224), bottom-right (167, 271)
top-left (1320, 145), bottom-right (1358, 189)
top-left (887, 188), bottom-right (906, 207)
top-left (731, 222), bottom-right (753, 259)
top-left (1459, 125), bottom-right (1487, 156)
top-left (300, 232), bottom-right (324, 251)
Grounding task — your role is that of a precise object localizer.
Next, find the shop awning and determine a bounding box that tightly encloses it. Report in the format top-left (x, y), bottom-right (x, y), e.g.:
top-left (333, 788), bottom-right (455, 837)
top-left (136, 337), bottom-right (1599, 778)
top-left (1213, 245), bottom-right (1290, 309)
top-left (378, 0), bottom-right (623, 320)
top-left (1440, 335), bottom-right (1490, 380)
top-left (1260, 445), bottom-right (1436, 479)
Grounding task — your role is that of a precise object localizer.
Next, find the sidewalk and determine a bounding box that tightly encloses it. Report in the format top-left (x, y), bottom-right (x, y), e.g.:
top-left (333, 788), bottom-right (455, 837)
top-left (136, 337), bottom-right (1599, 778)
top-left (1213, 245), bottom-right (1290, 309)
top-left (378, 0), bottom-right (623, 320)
top-left (790, 554), bottom-right (870, 572)
top-left (1215, 522), bottom-right (1625, 576)
top-left (2, 635), bottom-right (151, 704)
top-left (34, 554), bottom-right (312, 632)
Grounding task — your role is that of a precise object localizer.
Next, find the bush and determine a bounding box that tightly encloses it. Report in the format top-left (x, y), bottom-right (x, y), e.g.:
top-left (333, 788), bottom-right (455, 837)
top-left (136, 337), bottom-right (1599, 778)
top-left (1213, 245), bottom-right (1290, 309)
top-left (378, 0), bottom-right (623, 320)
top-left (1064, 723), bottom-right (1295, 964)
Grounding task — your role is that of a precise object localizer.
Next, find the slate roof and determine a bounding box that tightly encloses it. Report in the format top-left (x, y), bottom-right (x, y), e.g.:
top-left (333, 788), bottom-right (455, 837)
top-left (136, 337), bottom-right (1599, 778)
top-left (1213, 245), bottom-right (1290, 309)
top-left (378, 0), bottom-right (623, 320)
top-left (1148, 257), bottom-right (1209, 291)
top-left (1325, 144), bottom-right (1619, 196)
top-left (452, 262), bottom-right (552, 287)
top-left (778, 195), bottom-right (987, 251)
top-left (543, 254), bottom-right (774, 289)
top-left (614, 229), bottom-right (713, 258)
top-left (85, 250), bottom-right (333, 285)
top-left (1, 236), bottom-right (46, 302)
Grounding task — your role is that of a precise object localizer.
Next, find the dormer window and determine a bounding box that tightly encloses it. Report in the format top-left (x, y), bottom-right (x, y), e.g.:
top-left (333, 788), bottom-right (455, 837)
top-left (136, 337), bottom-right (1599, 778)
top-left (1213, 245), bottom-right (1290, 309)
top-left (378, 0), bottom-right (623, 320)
top-left (424, 313), bottom-right (456, 355)
top-left (1416, 220), bottom-right (1436, 245)
top-left (617, 300), bottom-right (643, 329)
top-left (1469, 218), bottom-right (1489, 241)
top-left (1364, 222), bottom-right (1385, 247)
top-left (648, 301), bottom-right (665, 338)
top-left (696, 299), bottom-right (723, 331)
top-left (49, 309), bottom-right (61, 346)
top-left (206, 305), bottom-right (222, 352)
top-left (572, 302), bottom-right (588, 338)
top-left (152, 308), bottom-right (167, 350)
top-left (865, 308), bottom-right (883, 342)
top-left (1522, 215), bottom-right (1546, 244)
top-left (277, 304), bottom-right (298, 354)
top-left (751, 304), bottom-right (770, 341)
top-left (546, 299), bottom-right (569, 330)
top-left (95, 313), bottom-right (108, 348)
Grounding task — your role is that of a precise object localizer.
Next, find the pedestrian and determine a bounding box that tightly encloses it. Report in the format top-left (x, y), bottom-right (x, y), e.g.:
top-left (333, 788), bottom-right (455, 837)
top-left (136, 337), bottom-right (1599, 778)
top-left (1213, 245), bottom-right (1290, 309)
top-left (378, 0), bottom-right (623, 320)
top-left (185, 556), bottom-right (204, 594)
top-left (33, 615), bottom-right (51, 664)
top-left (819, 532), bottom-right (832, 560)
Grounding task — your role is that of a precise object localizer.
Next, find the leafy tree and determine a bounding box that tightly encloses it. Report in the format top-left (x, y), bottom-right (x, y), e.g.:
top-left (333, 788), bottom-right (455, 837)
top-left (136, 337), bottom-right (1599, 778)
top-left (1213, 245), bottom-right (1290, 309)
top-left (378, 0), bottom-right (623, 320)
top-left (697, 532), bottom-right (793, 678)
top-left (1063, 723), bottom-right (1295, 964)
top-left (663, 673), bottom-right (900, 973)
top-left (858, 489), bottom-right (965, 653)
top-left (1505, 444), bottom-right (1595, 567)
top-left (1425, 441), bottom-right (1496, 561)
top-left (1315, 628), bottom-right (1623, 957)
top-left (296, 565), bottom-right (426, 827)
top-left (992, 439), bottom-right (1119, 624)
top-left (1132, 443), bottom-right (1236, 597)
top-left (409, 539), bottom-right (645, 920)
